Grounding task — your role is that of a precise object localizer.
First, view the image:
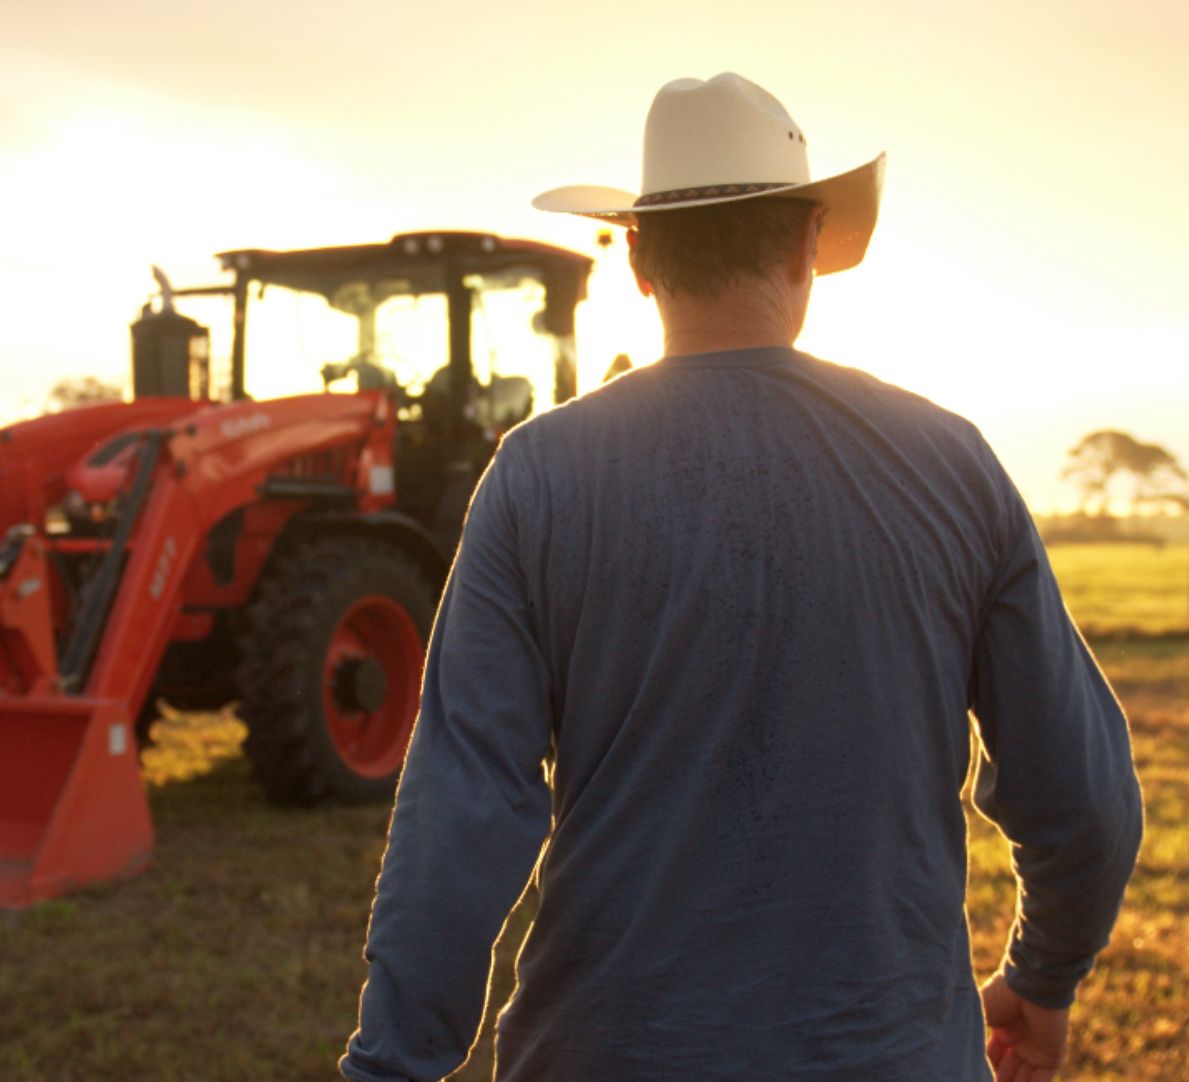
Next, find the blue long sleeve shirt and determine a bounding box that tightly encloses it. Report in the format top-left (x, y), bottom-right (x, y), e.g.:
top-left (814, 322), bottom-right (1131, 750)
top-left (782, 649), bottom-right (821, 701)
top-left (342, 347), bottom-right (1142, 1082)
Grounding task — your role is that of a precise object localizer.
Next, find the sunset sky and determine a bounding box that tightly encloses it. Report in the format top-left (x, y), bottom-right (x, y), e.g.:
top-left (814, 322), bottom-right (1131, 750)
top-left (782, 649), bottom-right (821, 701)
top-left (2, 0), bottom-right (1186, 511)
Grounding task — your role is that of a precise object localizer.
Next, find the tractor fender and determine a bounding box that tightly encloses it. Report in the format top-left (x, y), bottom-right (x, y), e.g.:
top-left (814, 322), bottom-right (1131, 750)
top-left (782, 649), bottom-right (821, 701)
top-left (293, 511), bottom-right (453, 598)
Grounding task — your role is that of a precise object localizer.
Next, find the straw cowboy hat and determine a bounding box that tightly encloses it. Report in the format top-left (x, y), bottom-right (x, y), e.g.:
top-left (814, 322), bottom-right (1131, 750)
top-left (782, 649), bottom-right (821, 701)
top-left (533, 72), bottom-right (886, 275)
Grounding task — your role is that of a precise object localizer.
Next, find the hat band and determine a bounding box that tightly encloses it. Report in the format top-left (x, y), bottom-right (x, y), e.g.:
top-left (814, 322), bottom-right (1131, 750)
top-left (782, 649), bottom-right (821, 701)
top-left (633, 181), bottom-right (793, 208)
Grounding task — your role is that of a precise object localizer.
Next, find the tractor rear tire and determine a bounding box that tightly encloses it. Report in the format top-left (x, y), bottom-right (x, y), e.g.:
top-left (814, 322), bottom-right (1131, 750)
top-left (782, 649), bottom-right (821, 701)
top-left (236, 534), bottom-right (436, 806)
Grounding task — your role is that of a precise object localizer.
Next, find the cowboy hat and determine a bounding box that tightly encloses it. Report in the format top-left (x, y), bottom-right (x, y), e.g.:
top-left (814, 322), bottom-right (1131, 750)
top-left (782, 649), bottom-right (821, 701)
top-left (533, 72), bottom-right (886, 275)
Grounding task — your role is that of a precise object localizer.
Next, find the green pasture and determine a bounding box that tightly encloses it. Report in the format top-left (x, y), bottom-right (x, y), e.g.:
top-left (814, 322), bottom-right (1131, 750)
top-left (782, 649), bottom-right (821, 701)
top-left (1046, 541), bottom-right (1189, 637)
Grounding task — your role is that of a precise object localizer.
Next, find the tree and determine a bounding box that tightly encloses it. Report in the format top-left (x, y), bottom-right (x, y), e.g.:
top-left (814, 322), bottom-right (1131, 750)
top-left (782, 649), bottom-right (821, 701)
top-left (1062, 430), bottom-right (1187, 515)
top-left (44, 375), bottom-right (124, 413)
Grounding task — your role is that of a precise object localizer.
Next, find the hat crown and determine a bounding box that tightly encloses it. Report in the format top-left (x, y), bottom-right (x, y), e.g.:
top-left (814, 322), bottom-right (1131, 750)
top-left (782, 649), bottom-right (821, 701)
top-left (641, 72), bottom-right (811, 195)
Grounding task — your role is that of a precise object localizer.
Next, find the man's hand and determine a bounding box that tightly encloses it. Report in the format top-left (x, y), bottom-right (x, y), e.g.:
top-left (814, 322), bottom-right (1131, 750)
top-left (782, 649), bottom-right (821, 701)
top-left (980, 973), bottom-right (1070, 1081)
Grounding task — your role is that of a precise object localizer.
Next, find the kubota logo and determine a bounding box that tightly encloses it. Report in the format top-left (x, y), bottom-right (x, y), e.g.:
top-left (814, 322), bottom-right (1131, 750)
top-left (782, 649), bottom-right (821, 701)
top-left (149, 536), bottom-right (179, 601)
top-left (220, 413), bottom-right (271, 441)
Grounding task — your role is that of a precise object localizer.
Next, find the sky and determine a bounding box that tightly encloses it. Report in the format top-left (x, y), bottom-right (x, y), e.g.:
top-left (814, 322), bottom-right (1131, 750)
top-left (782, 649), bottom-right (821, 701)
top-left (2, 0), bottom-right (1187, 511)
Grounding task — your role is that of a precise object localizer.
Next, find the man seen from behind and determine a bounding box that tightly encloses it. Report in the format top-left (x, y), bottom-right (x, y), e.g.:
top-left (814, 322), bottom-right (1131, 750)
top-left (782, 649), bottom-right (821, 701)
top-left (342, 72), bottom-right (1143, 1082)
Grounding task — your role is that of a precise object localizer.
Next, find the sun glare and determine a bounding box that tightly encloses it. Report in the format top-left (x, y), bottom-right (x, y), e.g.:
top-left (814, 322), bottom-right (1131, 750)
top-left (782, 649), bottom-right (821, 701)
top-left (0, 102), bottom-right (370, 418)
top-left (576, 251), bottom-right (664, 393)
top-left (3, 9), bottom-right (1185, 514)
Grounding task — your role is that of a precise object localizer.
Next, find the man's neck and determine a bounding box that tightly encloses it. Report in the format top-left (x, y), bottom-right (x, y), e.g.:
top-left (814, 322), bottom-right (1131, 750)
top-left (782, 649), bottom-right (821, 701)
top-left (663, 323), bottom-right (793, 356)
top-left (657, 277), bottom-right (807, 357)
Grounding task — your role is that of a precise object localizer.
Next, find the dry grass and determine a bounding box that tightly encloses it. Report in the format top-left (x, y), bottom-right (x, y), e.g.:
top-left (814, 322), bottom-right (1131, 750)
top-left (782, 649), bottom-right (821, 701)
top-left (964, 636), bottom-right (1189, 1081)
top-left (0, 716), bottom-right (387, 1080)
top-left (1, 547), bottom-right (1186, 1080)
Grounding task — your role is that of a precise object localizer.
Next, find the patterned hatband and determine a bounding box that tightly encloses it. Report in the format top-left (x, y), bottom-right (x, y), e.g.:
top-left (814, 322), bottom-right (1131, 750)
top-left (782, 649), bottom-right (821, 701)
top-left (633, 182), bottom-right (794, 208)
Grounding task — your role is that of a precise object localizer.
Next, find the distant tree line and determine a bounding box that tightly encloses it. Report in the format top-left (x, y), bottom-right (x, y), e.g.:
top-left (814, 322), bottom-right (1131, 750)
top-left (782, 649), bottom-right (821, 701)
top-left (1063, 430), bottom-right (1188, 516)
top-left (44, 375), bottom-right (123, 412)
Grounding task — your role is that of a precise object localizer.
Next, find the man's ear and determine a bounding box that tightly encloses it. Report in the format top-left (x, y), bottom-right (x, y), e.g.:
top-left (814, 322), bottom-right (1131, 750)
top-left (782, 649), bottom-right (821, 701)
top-left (626, 228), bottom-right (654, 297)
top-left (788, 207), bottom-right (824, 285)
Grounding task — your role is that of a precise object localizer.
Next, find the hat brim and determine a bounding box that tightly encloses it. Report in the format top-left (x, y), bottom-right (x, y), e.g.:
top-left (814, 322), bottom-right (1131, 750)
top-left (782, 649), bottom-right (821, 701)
top-left (533, 152), bottom-right (885, 275)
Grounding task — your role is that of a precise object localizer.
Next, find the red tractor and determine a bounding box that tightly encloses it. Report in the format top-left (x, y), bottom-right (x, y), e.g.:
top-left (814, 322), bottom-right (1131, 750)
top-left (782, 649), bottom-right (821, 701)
top-left (0, 231), bottom-right (592, 907)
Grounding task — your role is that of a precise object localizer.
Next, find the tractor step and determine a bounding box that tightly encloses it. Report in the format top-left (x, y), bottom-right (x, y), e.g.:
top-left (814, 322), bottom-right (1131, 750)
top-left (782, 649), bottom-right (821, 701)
top-left (0, 696), bottom-right (152, 908)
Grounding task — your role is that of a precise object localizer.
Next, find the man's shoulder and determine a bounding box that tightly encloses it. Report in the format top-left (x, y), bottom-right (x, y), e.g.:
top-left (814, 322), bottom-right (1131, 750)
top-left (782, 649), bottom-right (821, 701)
top-left (500, 365), bottom-right (661, 452)
top-left (797, 350), bottom-right (981, 439)
top-left (793, 350), bottom-right (1015, 501)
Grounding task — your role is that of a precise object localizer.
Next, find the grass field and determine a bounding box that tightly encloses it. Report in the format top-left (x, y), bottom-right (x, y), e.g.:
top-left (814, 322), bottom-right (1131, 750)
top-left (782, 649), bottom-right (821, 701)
top-left (0, 543), bottom-right (1186, 1080)
top-left (1046, 541), bottom-right (1189, 637)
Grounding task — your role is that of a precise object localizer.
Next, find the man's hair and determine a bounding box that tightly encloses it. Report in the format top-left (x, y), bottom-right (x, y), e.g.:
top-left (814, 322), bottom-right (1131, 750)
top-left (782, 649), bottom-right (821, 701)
top-left (632, 197), bottom-right (818, 299)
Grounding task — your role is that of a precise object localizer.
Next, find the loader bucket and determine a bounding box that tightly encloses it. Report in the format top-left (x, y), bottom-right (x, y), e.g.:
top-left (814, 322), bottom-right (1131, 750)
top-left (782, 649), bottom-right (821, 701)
top-left (0, 697), bottom-right (152, 908)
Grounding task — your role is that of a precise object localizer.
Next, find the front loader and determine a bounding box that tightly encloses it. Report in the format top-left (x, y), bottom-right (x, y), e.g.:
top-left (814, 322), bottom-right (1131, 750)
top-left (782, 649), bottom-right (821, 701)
top-left (0, 231), bottom-right (592, 907)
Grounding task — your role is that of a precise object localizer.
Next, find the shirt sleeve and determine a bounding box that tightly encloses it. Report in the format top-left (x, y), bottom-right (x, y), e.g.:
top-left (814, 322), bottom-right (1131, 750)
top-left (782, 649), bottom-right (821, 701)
top-left (341, 442), bottom-right (554, 1082)
top-left (969, 484), bottom-right (1143, 1009)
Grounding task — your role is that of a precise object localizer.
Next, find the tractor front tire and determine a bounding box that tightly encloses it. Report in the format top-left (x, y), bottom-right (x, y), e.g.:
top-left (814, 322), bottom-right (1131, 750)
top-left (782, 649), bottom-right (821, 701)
top-left (237, 535), bottom-right (436, 805)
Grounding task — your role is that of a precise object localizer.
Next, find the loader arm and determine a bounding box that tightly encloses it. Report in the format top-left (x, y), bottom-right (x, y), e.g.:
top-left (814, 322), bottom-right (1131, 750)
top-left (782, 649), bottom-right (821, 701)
top-left (82, 392), bottom-right (392, 705)
top-left (0, 391), bottom-right (392, 907)
top-left (0, 398), bottom-right (199, 534)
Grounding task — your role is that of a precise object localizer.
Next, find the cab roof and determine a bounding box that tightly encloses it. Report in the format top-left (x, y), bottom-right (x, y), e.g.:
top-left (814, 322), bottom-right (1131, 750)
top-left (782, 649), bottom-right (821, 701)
top-left (216, 231), bottom-right (592, 299)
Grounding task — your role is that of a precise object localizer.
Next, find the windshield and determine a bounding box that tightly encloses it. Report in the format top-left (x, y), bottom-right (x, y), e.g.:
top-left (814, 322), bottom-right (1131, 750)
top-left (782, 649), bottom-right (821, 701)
top-left (465, 274), bottom-right (554, 410)
top-left (234, 272), bottom-right (557, 412)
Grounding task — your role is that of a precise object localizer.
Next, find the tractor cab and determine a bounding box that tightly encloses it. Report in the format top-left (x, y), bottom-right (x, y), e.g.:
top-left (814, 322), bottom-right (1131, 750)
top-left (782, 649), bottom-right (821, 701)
top-left (136, 230), bottom-right (593, 546)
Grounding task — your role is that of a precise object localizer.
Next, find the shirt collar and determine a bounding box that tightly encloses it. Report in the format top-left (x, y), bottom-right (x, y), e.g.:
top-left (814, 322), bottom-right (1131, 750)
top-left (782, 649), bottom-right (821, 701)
top-left (660, 346), bottom-right (804, 370)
